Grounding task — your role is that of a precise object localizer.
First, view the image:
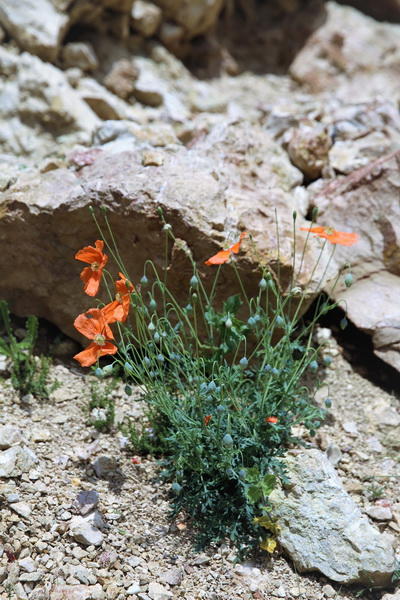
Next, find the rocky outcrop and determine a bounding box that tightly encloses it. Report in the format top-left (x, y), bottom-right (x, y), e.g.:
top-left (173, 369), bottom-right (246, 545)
top-left (154, 0), bottom-right (224, 38)
top-left (0, 0), bottom-right (69, 62)
top-left (339, 0), bottom-right (400, 22)
top-left (313, 151), bottom-right (400, 373)
top-left (0, 46), bottom-right (99, 165)
top-left (290, 2), bottom-right (400, 102)
top-left (269, 449), bottom-right (396, 586)
top-left (0, 121), bottom-right (342, 343)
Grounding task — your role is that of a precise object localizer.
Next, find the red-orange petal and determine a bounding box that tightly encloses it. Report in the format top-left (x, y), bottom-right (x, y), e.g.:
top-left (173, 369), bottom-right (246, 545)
top-left (74, 308), bottom-right (114, 340)
top-left (117, 272), bottom-right (134, 294)
top-left (102, 300), bottom-right (125, 324)
top-left (265, 416), bottom-right (278, 424)
top-left (327, 231), bottom-right (359, 246)
top-left (300, 226), bottom-right (326, 235)
top-left (300, 226), bottom-right (358, 246)
top-left (204, 249), bottom-right (231, 266)
top-left (204, 232), bottom-right (247, 266)
top-left (75, 240), bottom-right (106, 264)
top-left (80, 267), bottom-right (103, 297)
top-left (73, 341), bottom-right (117, 367)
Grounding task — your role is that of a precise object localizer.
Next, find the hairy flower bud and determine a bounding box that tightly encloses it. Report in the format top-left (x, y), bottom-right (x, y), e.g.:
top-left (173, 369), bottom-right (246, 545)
top-left (223, 433), bottom-right (233, 446)
top-left (344, 273), bottom-right (353, 288)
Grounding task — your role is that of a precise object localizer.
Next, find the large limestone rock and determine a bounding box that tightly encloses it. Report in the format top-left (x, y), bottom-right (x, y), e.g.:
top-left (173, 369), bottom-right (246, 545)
top-left (153, 0), bottom-right (224, 38)
top-left (0, 46), bottom-right (99, 160)
top-left (0, 121), bottom-right (338, 343)
top-left (0, 0), bottom-right (68, 62)
top-left (338, 0), bottom-right (400, 22)
top-left (313, 151), bottom-right (400, 373)
top-left (269, 449), bottom-right (396, 586)
top-left (290, 3), bottom-right (400, 102)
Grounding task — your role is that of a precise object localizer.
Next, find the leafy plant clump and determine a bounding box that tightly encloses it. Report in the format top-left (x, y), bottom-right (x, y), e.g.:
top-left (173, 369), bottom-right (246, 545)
top-left (72, 208), bottom-right (358, 555)
top-left (0, 300), bottom-right (54, 399)
top-left (88, 379), bottom-right (116, 432)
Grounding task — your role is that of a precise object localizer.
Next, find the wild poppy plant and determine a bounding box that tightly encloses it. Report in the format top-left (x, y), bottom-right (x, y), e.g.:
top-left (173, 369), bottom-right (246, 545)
top-left (204, 232), bottom-right (247, 266)
top-left (103, 273), bottom-right (134, 323)
top-left (75, 240), bottom-right (108, 296)
top-left (300, 226), bottom-right (358, 246)
top-left (73, 308), bottom-right (117, 367)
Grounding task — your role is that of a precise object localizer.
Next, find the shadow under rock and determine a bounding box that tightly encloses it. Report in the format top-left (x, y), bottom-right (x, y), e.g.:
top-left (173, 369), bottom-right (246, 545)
top-left (185, 0), bottom-right (327, 78)
top-left (305, 298), bottom-right (400, 397)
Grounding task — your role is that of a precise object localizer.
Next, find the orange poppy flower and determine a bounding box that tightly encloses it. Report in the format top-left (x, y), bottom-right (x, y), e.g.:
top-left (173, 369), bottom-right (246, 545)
top-left (73, 308), bottom-right (117, 367)
top-left (203, 415), bottom-right (212, 426)
top-left (102, 273), bottom-right (134, 323)
top-left (75, 240), bottom-right (108, 296)
top-left (204, 232), bottom-right (247, 266)
top-left (265, 416), bottom-right (278, 424)
top-left (300, 226), bottom-right (358, 246)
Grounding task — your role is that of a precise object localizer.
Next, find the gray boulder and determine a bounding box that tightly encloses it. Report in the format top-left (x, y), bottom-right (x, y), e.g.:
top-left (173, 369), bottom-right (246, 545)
top-left (314, 150), bottom-right (400, 373)
top-left (0, 446), bottom-right (38, 478)
top-left (0, 121), bottom-right (336, 344)
top-left (0, 0), bottom-right (68, 62)
top-left (269, 449), bottom-right (396, 586)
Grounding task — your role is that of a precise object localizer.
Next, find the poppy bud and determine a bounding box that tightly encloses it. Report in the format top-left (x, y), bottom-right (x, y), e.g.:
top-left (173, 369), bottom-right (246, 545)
top-left (344, 273), bottom-right (353, 288)
top-left (148, 322), bottom-right (155, 331)
top-left (102, 364), bottom-right (114, 376)
top-left (223, 433), bottom-right (233, 446)
top-left (292, 210), bottom-right (297, 221)
top-left (149, 298), bottom-right (157, 311)
top-left (247, 316), bottom-right (256, 327)
top-left (309, 360), bottom-right (318, 371)
top-left (171, 482), bottom-right (182, 495)
top-left (340, 317), bottom-right (348, 330)
top-left (225, 317), bottom-right (233, 328)
top-left (259, 278), bottom-right (267, 290)
top-left (125, 385), bottom-right (132, 396)
top-left (208, 381), bottom-right (217, 392)
top-left (157, 353), bottom-right (164, 363)
top-left (325, 398), bottom-right (332, 408)
top-left (163, 223), bottom-right (172, 231)
top-left (153, 332), bottom-right (161, 343)
top-left (143, 356), bottom-right (151, 366)
top-left (275, 316), bottom-right (285, 327)
top-left (239, 357), bottom-right (248, 368)
top-left (94, 367), bottom-right (103, 378)
top-left (190, 275), bottom-right (199, 288)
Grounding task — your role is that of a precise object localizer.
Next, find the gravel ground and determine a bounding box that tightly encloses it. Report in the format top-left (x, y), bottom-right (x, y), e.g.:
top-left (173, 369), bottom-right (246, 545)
top-left (0, 329), bottom-right (399, 600)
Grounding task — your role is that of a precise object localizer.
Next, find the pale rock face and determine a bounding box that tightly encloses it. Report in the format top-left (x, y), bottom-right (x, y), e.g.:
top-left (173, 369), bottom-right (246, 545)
top-left (0, 0), bottom-right (68, 61)
top-left (69, 511), bottom-right (105, 546)
top-left (61, 42), bottom-right (99, 72)
top-left (290, 2), bottom-right (400, 102)
top-left (131, 0), bottom-right (163, 37)
top-left (0, 425), bottom-right (22, 450)
top-left (0, 121), bottom-right (339, 344)
top-left (153, 0), bottom-right (224, 38)
top-left (314, 151), bottom-right (400, 373)
top-left (269, 449), bottom-right (396, 585)
top-left (0, 446), bottom-right (38, 478)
